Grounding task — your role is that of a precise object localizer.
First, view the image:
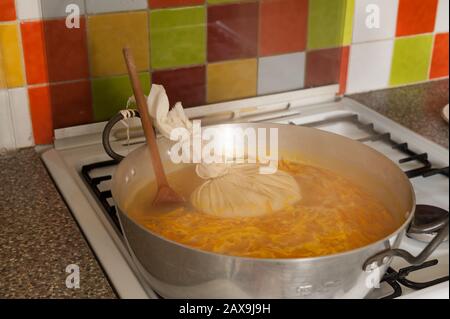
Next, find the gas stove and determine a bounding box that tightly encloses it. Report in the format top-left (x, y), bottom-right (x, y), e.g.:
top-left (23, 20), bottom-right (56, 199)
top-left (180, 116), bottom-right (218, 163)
top-left (41, 85), bottom-right (449, 299)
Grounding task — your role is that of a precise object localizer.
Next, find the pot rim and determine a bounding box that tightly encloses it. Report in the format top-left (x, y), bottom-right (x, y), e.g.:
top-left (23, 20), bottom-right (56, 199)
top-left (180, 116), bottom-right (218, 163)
top-left (113, 122), bottom-right (417, 264)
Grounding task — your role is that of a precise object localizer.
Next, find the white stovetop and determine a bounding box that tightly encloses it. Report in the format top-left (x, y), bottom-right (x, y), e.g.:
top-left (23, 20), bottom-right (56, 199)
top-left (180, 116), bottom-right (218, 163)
top-left (41, 87), bottom-right (449, 299)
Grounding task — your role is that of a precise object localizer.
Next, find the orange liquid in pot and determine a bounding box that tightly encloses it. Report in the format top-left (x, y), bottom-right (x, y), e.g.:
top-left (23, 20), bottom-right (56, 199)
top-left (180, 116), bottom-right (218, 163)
top-left (126, 161), bottom-right (401, 258)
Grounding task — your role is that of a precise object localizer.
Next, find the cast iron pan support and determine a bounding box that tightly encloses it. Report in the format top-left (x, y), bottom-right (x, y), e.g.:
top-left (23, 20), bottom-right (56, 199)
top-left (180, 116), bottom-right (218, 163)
top-left (363, 216), bottom-right (449, 270)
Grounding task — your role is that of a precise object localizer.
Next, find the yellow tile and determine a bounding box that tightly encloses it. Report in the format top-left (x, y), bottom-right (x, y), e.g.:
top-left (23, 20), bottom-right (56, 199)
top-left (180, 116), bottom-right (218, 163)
top-left (207, 59), bottom-right (257, 103)
top-left (0, 24), bottom-right (25, 88)
top-left (343, 0), bottom-right (355, 46)
top-left (88, 11), bottom-right (149, 77)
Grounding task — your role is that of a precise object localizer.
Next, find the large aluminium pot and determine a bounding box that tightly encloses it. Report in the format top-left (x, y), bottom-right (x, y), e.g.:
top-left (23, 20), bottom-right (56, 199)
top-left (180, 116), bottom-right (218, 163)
top-left (104, 120), bottom-right (448, 299)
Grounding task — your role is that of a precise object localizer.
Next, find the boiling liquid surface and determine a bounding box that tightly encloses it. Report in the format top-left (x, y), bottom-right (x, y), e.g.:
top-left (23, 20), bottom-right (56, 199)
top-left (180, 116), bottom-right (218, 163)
top-left (126, 161), bottom-right (400, 258)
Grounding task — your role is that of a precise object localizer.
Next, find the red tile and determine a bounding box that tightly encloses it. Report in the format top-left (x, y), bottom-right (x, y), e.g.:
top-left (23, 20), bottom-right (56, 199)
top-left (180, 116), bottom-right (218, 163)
top-left (149, 0), bottom-right (204, 8)
top-left (43, 18), bottom-right (89, 82)
top-left (28, 86), bottom-right (53, 145)
top-left (305, 48), bottom-right (343, 88)
top-left (430, 33), bottom-right (449, 79)
top-left (339, 46), bottom-right (350, 95)
top-left (208, 2), bottom-right (259, 62)
top-left (396, 0), bottom-right (438, 36)
top-left (20, 21), bottom-right (49, 85)
top-left (49, 80), bottom-right (93, 129)
top-left (152, 66), bottom-right (206, 108)
top-left (259, 0), bottom-right (308, 56)
top-left (0, 0), bottom-right (16, 21)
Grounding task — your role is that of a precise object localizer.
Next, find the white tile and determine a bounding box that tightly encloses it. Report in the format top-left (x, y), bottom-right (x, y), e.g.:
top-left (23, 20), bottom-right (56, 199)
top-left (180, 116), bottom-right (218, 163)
top-left (258, 52), bottom-right (305, 95)
top-left (0, 90), bottom-right (16, 152)
top-left (347, 40), bottom-right (394, 94)
top-left (17, 0), bottom-right (86, 19)
top-left (16, 0), bottom-right (42, 20)
top-left (86, 0), bottom-right (148, 14)
top-left (435, 0), bottom-right (449, 32)
top-left (352, 0), bottom-right (399, 43)
top-left (8, 88), bottom-right (34, 148)
top-left (40, 0), bottom-right (85, 19)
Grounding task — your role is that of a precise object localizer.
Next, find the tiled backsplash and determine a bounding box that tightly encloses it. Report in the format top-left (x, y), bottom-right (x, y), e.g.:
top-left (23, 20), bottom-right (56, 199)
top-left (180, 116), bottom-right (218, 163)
top-left (0, 0), bottom-right (448, 149)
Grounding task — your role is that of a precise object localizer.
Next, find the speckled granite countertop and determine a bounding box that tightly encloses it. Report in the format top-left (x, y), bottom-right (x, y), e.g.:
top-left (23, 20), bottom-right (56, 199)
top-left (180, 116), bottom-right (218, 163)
top-left (0, 148), bottom-right (116, 298)
top-left (0, 80), bottom-right (448, 299)
top-left (350, 80), bottom-right (449, 149)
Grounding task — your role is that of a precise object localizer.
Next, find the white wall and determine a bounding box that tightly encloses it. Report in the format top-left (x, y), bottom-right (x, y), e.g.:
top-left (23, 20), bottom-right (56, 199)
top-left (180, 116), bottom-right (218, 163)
top-left (0, 89), bottom-right (34, 153)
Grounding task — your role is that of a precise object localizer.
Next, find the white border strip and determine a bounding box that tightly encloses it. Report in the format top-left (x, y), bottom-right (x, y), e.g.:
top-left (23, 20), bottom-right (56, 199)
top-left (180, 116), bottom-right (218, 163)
top-left (54, 85), bottom-right (339, 142)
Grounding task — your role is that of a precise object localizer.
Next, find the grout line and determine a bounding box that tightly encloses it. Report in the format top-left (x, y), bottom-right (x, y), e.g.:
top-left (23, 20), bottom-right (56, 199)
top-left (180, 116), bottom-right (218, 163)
top-left (348, 0), bottom-right (356, 46)
top-left (303, 0), bottom-right (310, 88)
top-left (0, 20), bottom-right (23, 25)
top-left (148, 5), bottom-right (155, 76)
top-left (8, 0), bottom-right (28, 149)
top-left (204, 2), bottom-right (208, 104)
top-left (84, 0), bottom-right (93, 80)
top-left (83, 0), bottom-right (96, 121)
top-left (0, 22), bottom-right (17, 149)
top-left (28, 78), bottom-right (90, 89)
top-left (427, 33), bottom-right (436, 80)
top-left (393, 0), bottom-right (401, 39)
top-left (11, 8), bottom-right (155, 26)
top-left (385, 37), bottom-right (395, 88)
top-left (255, 0), bottom-right (261, 95)
top-left (340, 0), bottom-right (354, 94)
top-left (308, 31), bottom-right (437, 52)
top-left (348, 76), bottom-right (449, 96)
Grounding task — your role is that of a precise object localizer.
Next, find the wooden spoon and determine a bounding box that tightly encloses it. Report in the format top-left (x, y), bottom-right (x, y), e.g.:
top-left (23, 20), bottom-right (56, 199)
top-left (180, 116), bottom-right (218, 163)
top-left (123, 47), bottom-right (184, 206)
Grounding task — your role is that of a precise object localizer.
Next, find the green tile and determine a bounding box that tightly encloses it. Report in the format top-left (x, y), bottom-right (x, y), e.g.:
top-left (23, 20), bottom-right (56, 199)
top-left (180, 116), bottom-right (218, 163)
top-left (307, 0), bottom-right (347, 50)
top-left (390, 35), bottom-right (433, 86)
top-left (92, 73), bottom-right (151, 122)
top-left (150, 7), bottom-right (206, 69)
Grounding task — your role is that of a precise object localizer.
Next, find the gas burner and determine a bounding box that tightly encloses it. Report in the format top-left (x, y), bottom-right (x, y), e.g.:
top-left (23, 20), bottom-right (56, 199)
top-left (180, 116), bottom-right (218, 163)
top-left (408, 205), bottom-right (449, 243)
top-left (381, 259), bottom-right (449, 299)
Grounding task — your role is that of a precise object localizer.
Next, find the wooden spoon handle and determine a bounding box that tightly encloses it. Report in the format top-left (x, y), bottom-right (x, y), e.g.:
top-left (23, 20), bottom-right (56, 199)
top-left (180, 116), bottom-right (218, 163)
top-left (123, 47), bottom-right (169, 188)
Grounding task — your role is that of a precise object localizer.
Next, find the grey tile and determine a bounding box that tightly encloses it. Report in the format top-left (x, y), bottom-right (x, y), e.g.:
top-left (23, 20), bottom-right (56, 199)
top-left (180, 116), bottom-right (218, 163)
top-left (41, 0), bottom-right (85, 19)
top-left (258, 52), bottom-right (305, 95)
top-left (86, 0), bottom-right (148, 14)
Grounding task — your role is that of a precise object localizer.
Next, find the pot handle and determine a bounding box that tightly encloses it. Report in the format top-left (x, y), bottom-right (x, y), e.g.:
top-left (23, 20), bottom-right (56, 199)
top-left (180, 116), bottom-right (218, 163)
top-left (363, 215), bottom-right (449, 271)
top-left (102, 109), bottom-right (140, 162)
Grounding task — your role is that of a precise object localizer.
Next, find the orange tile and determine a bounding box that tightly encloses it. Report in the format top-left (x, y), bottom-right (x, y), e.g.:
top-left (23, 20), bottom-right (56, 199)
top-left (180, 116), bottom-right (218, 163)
top-left (28, 86), bottom-right (53, 145)
top-left (0, 0), bottom-right (16, 21)
top-left (396, 0), bottom-right (438, 36)
top-left (430, 33), bottom-right (449, 79)
top-left (260, 0), bottom-right (308, 56)
top-left (49, 81), bottom-right (93, 129)
top-left (339, 46), bottom-right (350, 95)
top-left (43, 18), bottom-right (89, 82)
top-left (20, 21), bottom-right (48, 85)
